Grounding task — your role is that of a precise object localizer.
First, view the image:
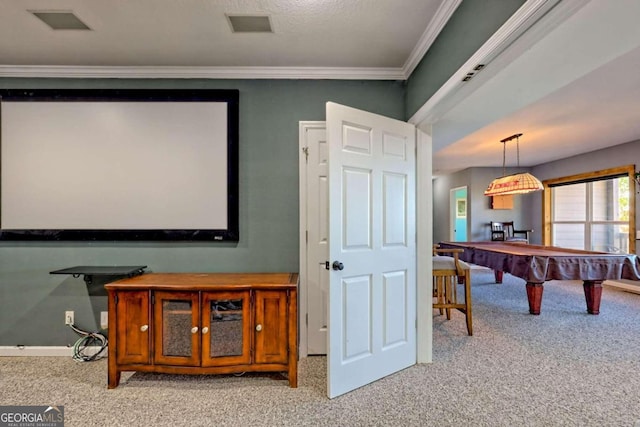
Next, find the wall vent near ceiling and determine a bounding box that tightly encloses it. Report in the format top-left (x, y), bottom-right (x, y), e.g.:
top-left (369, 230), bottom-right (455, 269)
top-left (226, 15), bottom-right (273, 33)
top-left (29, 11), bottom-right (91, 30)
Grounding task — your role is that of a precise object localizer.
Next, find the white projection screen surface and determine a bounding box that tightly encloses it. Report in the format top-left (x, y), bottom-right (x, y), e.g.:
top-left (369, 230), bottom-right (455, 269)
top-left (0, 89), bottom-right (239, 241)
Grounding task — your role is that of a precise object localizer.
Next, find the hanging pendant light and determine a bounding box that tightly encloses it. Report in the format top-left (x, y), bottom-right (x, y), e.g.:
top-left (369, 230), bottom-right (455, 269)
top-left (484, 133), bottom-right (543, 196)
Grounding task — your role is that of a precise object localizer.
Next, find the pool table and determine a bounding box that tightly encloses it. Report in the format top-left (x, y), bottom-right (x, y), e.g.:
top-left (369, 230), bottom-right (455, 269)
top-left (438, 241), bottom-right (640, 315)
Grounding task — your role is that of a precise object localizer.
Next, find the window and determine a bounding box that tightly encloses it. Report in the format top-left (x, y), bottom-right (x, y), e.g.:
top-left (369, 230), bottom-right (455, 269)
top-left (543, 165), bottom-right (636, 254)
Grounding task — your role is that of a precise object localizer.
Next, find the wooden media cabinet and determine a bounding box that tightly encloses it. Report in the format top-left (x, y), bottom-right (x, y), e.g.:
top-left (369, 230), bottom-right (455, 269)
top-left (105, 272), bottom-right (298, 388)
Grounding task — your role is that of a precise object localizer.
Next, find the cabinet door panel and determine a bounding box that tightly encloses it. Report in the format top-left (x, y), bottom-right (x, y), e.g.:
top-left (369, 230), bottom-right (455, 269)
top-left (116, 291), bottom-right (150, 365)
top-left (153, 291), bottom-right (200, 366)
top-left (254, 290), bottom-right (288, 364)
top-left (201, 291), bottom-right (251, 367)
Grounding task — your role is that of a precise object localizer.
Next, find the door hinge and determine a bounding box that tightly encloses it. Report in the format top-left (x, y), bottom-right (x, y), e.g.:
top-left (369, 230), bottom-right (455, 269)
top-left (114, 294), bottom-right (118, 305)
top-left (302, 146), bottom-right (309, 163)
top-left (151, 294), bottom-right (155, 305)
top-left (306, 313), bottom-right (308, 326)
top-left (305, 230), bottom-right (308, 244)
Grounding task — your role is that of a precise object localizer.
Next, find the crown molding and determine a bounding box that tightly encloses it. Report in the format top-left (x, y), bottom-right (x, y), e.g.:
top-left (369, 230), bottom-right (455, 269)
top-left (0, 65), bottom-right (406, 80)
top-left (409, 0), bottom-right (574, 127)
top-left (402, 0), bottom-right (462, 79)
top-left (0, 1), bottom-right (464, 81)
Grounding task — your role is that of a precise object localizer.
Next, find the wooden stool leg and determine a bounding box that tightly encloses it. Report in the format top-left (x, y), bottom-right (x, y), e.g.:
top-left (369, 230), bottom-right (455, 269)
top-left (463, 271), bottom-right (473, 336)
top-left (445, 277), bottom-right (452, 320)
top-left (434, 277), bottom-right (444, 315)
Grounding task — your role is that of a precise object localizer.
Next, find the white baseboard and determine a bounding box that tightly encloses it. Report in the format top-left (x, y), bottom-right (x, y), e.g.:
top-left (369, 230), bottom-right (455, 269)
top-left (604, 280), bottom-right (640, 295)
top-left (0, 346), bottom-right (107, 357)
top-left (0, 346), bottom-right (74, 356)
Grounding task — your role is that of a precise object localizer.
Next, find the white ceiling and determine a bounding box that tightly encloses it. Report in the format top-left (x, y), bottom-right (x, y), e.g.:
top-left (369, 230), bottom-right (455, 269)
top-left (1, 0), bottom-right (639, 174)
top-left (429, 0), bottom-right (640, 175)
top-left (0, 0), bottom-right (449, 75)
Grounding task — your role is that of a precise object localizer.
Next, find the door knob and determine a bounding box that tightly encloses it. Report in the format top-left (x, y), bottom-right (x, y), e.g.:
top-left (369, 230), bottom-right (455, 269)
top-left (332, 261), bottom-right (344, 271)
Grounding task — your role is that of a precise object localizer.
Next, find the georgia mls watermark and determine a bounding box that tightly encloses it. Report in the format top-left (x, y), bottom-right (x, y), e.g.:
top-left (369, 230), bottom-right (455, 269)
top-left (0, 406), bottom-right (64, 427)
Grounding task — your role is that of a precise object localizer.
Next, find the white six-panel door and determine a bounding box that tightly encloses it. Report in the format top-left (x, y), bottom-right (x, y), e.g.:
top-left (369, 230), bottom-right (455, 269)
top-left (327, 102), bottom-right (416, 398)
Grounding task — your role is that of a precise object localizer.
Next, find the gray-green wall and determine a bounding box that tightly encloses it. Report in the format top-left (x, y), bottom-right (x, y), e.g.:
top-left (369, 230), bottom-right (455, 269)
top-left (0, 78), bottom-right (405, 346)
top-left (0, 0), bottom-right (528, 347)
top-left (405, 0), bottom-right (525, 118)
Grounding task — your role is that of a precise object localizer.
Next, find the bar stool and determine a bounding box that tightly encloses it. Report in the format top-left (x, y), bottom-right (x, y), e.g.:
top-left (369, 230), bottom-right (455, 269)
top-left (433, 247), bottom-right (473, 336)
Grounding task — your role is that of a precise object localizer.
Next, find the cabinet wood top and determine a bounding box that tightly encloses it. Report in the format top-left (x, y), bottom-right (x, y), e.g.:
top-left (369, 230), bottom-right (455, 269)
top-left (105, 272), bottom-right (298, 290)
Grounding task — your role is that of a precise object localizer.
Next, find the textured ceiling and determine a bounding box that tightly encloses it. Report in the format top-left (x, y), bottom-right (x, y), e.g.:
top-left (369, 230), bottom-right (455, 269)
top-left (0, 0), bottom-right (446, 69)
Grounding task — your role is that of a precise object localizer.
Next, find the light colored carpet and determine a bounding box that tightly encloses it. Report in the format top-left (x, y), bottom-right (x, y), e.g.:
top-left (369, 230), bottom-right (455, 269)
top-left (1, 270), bottom-right (640, 427)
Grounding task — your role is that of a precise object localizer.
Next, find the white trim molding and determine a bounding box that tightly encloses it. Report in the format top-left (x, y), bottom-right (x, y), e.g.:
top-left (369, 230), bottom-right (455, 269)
top-left (402, 0), bottom-right (462, 78)
top-left (0, 346), bottom-right (74, 356)
top-left (298, 120), bottom-right (327, 358)
top-left (416, 128), bottom-right (433, 364)
top-left (0, 65), bottom-right (406, 80)
top-left (604, 280), bottom-right (640, 295)
top-left (0, 346), bottom-right (107, 357)
top-left (0, 2), bottom-right (462, 81)
top-left (409, 0), bottom-right (575, 127)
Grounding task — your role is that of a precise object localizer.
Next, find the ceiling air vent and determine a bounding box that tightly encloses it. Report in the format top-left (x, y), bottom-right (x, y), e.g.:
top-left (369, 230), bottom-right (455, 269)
top-left (30, 11), bottom-right (91, 30)
top-left (226, 15), bottom-right (273, 33)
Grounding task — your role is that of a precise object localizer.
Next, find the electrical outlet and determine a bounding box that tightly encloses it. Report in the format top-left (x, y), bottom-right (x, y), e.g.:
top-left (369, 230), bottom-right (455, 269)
top-left (65, 311), bottom-right (74, 325)
top-left (100, 311), bottom-right (108, 329)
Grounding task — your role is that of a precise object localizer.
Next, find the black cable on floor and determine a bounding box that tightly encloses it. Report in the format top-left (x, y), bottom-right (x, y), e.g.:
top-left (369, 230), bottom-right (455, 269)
top-left (68, 323), bottom-right (108, 362)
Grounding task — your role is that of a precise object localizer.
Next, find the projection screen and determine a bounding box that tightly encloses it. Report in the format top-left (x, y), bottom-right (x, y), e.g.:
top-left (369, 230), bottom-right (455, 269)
top-left (0, 89), bottom-right (239, 241)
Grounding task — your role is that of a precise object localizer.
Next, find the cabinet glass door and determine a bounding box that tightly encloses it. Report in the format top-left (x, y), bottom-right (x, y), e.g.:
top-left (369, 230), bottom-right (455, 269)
top-left (201, 291), bottom-right (251, 366)
top-left (153, 291), bottom-right (200, 366)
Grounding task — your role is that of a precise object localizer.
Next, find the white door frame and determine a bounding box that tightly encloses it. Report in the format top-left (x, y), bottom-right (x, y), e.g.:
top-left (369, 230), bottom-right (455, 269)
top-left (298, 121), bottom-right (326, 358)
top-left (416, 128), bottom-right (433, 363)
top-left (299, 122), bottom-right (433, 363)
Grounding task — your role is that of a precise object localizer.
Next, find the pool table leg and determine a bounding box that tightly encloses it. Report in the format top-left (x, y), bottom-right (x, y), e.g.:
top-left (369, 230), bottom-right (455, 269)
top-left (525, 282), bottom-right (544, 315)
top-left (583, 280), bottom-right (603, 315)
top-left (494, 270), bottom-right (504, 284)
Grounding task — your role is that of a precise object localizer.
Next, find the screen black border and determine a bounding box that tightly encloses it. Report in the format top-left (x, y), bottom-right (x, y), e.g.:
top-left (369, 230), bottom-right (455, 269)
top-left (0, 88), bottom-right (239, 242)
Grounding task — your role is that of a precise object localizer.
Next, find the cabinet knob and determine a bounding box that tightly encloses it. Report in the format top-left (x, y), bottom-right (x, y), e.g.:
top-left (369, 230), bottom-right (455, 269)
top-left (201, 327), bottom-right (209, 334)
top-left (191, 326), bottom-right (199, 334)
top-left (140, 325), bottom-right (148, 332)
top-left (255, 324), bottom-right (262, 332)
